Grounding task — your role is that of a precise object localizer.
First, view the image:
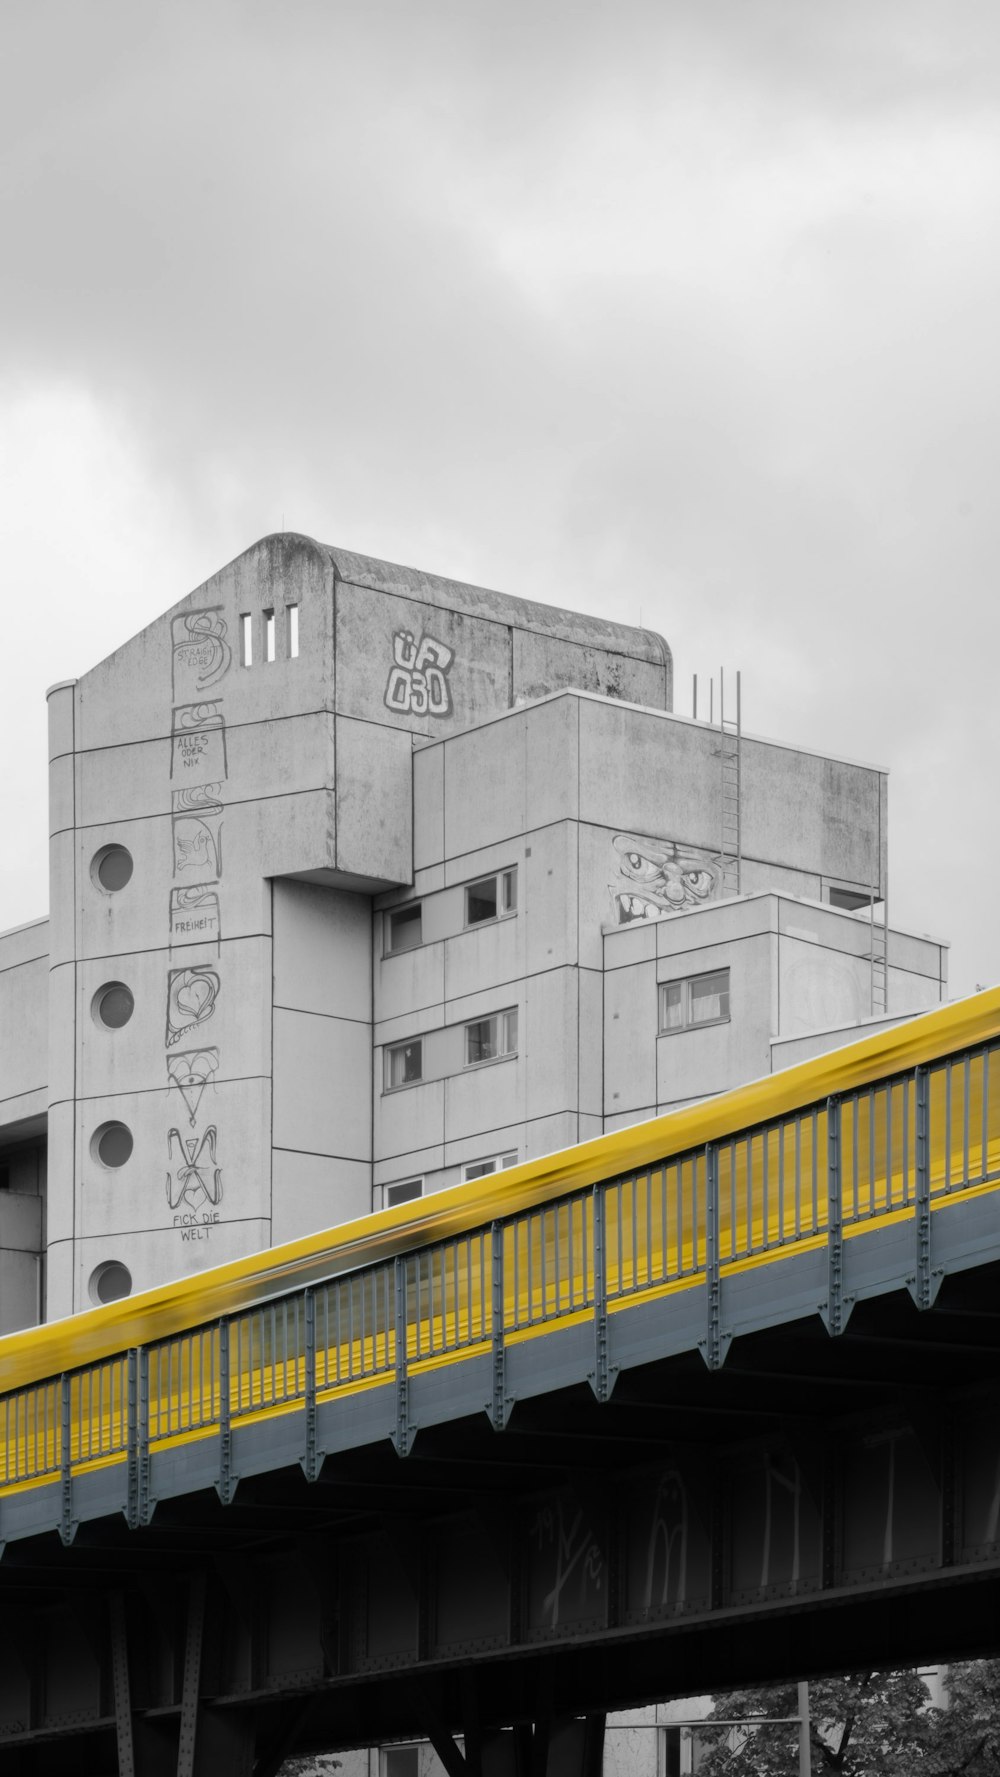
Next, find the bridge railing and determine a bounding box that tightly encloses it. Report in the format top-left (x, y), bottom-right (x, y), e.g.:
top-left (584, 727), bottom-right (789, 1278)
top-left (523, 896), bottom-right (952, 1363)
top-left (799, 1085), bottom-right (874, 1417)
top-left (4, 1038), bottom-right (1000, 1492)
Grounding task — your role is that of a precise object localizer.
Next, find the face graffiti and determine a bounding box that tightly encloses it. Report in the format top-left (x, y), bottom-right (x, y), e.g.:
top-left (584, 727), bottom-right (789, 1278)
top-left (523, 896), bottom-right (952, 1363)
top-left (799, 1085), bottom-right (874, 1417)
top-left (609, 834), bottom-right (723, 925)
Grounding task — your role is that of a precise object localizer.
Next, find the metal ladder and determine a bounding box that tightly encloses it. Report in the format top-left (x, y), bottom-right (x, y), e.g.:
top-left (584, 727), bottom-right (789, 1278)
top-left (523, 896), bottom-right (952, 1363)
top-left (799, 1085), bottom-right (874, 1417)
top-left (869, 888), bottom-right (888, 1015)
top-left (719, 668), bottom-right (742, 896)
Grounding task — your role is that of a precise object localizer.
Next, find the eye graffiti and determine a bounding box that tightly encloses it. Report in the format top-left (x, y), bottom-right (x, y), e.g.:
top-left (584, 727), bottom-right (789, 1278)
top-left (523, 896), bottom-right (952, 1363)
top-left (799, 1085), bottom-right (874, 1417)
top-left (166, 1047), bottom-right (220, 1126)
top-left (609, 834), bottom-right (723, 925)
top-left (384, 630), bottom-right (455, 718)
top-left (166, 967), bottom-right (220, 1047)
top-left (171, 608), bottom-right (232, 700)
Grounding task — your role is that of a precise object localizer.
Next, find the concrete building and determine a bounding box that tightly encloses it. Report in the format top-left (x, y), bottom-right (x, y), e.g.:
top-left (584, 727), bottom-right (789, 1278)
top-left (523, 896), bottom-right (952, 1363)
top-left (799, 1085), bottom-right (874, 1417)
top-left (0, 533), bottom-right (947, 1331)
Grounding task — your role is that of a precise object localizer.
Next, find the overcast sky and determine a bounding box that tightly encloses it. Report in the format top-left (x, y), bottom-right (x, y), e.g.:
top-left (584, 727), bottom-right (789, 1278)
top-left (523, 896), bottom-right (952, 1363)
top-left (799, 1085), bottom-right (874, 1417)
top-left (1, 0), bottom-right (997, 997)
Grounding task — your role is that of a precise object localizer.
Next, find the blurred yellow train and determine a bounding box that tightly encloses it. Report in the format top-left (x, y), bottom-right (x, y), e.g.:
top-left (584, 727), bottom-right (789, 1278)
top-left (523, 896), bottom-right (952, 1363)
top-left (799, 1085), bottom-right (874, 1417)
top-left (2, 984), bottom-right (998, 1416)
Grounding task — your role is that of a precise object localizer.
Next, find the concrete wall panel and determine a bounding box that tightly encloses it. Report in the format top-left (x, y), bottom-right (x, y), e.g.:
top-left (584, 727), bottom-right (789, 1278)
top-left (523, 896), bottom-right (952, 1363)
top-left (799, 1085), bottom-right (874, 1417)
top-left (514, 632), bottom-right (666, 710)
top-left (578, 706), bottom-right (719, 849)
top-left (444, 915), bottom-right (523, 1006)
top-left (272, 1008), bottom-right (372, 1162)
top-left (336, 581), bottom-right (510, 736)
top-left (524, 824), bottom-right (578, 976)
top-left (0, 951), bottom-right (48, 1107)
top-left (777, 936), bottom-right (871, 1036)
top-left (67, 1217), bottom-right (272, 1310)
top-left (273, 882), bottom-right (371, 1022)
top-left (376, 1078), bottom-right (445, 1163)
top-left (376, 938), bottom-right (446, 1029)
top-left (656, 932), bottom-right (774, 1102)
top-left (413, 743), bottom-right (445, 871)
top-left (335, 716), bottom-right (412, 886)
top-left (74, 1076), bottom-right (270, 1239)
top-left (578, 967), bottom-right (604, 1117)
top-left (271, 1151), bottom-right (371, 1244)
top-left (444, 1057), bottom-right (522, 1143)
top-left (373, 1144), bottom-right (445, 1191)
top-left (522, 697), bottom-right (580, 832)
top-left (604, 961), bottom-right (658, 1119)
top-left (444, 718), bottom-right (527, 858)
top-left (74, 938), bottom-right (272, 1101)
top-left (74, 712), bottom-right (334, 828)
top-left (73, 535), bottom-right (334, 752)
top-left (0, 1243), bottom-right (41, 1335)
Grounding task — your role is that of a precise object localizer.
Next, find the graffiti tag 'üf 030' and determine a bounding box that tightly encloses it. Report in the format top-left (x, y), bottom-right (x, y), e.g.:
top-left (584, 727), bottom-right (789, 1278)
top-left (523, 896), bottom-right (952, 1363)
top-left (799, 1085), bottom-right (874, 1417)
top-left (384, 631), bottom-right (454, 718)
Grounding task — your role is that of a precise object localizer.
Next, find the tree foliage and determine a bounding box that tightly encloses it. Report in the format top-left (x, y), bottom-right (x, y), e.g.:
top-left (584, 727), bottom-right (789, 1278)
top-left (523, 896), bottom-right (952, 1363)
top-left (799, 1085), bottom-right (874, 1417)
top-left (696, 1664), bottom-right (1000, 1777)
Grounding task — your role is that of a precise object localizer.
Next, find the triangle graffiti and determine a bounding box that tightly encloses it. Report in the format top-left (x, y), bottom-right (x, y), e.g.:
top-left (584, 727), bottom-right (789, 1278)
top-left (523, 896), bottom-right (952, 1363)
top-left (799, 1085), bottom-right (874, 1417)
top-left (166, 1048), bottom-right (220, 1127)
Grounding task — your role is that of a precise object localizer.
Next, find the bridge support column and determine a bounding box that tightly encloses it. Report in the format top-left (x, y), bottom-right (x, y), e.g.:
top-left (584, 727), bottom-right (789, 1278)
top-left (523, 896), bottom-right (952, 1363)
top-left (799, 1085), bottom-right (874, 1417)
top-left (419, 1684), bottom-right (606, 1777)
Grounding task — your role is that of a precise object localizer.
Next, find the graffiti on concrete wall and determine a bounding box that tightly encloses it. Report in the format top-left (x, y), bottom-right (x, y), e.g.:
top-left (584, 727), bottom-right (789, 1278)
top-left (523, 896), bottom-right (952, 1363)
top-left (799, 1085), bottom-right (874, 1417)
top-left (609, 834), bottom-right (723, 925)
top-left (161, 614), bottom-right (232, 1245)
top-left (169, 886), bottom-right (221, 947)
top-left (167, 1047), bottom-right (220, 1127)
top-left (167, 1125), bottom-right (223, 1231)
top-left (171, 608), bottom-right (232, 700)
top-left (384, 631), bottom-right (454, 718)
top-left (166, 966), bottom-right (220, 1047)
top-left (170, 701), bottom-right (228, 782)
top-left (171, 786), bottom-right (224, 883)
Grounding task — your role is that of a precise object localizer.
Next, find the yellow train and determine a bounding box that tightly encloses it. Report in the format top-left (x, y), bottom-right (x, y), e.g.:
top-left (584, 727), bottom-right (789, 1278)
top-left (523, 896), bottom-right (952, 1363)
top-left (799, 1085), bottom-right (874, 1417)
top-left (2, 983), bottom-right (998, 1418)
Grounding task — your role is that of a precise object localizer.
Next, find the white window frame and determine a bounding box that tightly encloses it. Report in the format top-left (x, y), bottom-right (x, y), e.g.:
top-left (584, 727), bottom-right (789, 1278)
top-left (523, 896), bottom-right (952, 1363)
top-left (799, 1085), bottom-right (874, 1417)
top-left (659, 968), bottom-right (730, 1034)
top-left (462, 1151), bottom-right (518, 1183)
top-left (464, 867), bottom-right (517, 928)
top-left (386, 902), bottom-right (422, 955)
top-left (464, 1008), bottom-right (518, 1068)
top-left (385, 1177), bottom-right (424, 1208)
top-left (384, 1038), bottom-right (423, 1090)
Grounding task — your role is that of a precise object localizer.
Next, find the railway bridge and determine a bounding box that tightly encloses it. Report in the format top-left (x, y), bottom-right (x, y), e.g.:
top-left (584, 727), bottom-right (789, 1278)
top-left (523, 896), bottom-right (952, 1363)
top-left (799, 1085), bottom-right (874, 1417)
top-left (3, 993), bottom-right (1000, 1775)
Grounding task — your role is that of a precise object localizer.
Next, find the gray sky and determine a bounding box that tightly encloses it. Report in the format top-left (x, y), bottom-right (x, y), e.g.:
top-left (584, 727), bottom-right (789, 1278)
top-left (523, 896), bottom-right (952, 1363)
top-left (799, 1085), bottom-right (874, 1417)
top-left (2, 0), bottom-right (997, 996)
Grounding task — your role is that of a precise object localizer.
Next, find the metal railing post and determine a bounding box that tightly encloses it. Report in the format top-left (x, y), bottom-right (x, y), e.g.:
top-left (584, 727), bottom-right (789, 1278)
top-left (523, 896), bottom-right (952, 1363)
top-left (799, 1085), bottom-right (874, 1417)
top-left (591, 1183), bottom-right (612, 1401)
top-left (826, 1097), bottom-right (845, 1335)
top-left (490, 1222), bottom-right (510, 1430)
top-left (303, 1287), bottom-right (318, 1481)
top-left (702, 1143), bottom-right (724, 1369)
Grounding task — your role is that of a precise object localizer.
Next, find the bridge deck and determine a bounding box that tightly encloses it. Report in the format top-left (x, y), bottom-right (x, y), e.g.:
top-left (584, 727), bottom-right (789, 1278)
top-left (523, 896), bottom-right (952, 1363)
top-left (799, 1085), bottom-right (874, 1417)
top-left (3, 989), bottom-right (1000, 1551)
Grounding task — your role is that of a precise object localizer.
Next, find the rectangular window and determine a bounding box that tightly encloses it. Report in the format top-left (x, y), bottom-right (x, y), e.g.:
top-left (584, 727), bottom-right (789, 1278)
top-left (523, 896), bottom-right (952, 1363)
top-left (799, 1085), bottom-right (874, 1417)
top-left (386, 1177), bottom-right (423, 1208)
top-left (384, 1749), bottom-right (420, 1777)
top-left (240, 613), bottom-right (252, 667)
top-left (465, 867), bottom-right (517, 926)
top-left (659, 968), bottom-right (730, 1034)
top-left (287, 603), bottom-right (299, 659)
top-left (385, 1039), bottom-right (422, 1090)
top-left (462, 1152), bottom-right (518, 1182)
top-left (387, 903), bottom-right (422, 953)
top-left (264, 608), bottom-right (276, 663)
top-left (465, 1008), bottom-right (518, 1066)
top-left (829, 886), bottom-right (872, 912)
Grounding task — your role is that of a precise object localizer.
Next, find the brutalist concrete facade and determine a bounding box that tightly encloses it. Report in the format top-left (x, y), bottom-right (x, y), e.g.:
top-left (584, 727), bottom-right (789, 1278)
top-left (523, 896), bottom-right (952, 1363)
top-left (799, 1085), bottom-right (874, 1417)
top-left (0, 534), bottom-right (947, 1329)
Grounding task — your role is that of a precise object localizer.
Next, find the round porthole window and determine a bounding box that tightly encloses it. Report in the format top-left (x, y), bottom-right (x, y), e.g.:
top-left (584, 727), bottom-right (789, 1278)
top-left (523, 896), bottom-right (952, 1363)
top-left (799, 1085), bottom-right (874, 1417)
top-left (89, 1261), bottom-right (133, 1305)
top-left (91, 1122), bottom-right (134, 1169)
top-left (91, 845), bottom-right (133, 892)
top-left (92, 982), bottom-right (134, 1030)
